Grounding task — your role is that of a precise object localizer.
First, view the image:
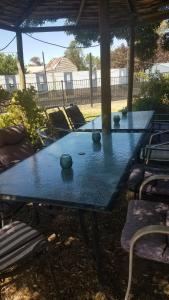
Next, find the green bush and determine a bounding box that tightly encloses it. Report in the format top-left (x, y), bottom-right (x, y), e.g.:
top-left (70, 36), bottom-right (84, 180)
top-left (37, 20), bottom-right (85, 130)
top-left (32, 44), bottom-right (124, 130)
top-left (0, 87), bottom-right (47, 144)
top-left (133, 72), bottom-right (169, 113)
top-left (0, 86), bottom-right (11, 111)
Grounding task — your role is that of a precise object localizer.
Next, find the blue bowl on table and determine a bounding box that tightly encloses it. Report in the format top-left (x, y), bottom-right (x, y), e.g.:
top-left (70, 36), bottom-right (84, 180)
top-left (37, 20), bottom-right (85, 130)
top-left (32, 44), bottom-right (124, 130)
top-left (60, 154), bottom-right (73, 169)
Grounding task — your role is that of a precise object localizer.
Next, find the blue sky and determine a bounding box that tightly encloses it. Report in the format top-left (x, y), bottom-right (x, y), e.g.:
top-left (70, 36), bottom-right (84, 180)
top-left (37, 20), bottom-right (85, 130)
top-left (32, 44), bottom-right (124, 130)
top-left (0, 28), bottom-right (126, 65)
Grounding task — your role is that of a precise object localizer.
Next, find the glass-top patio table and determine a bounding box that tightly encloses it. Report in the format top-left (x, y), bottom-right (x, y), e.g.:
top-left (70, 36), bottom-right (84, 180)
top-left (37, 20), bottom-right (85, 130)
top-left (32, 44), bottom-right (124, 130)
top-left (79, 110), bottom-right (154, 132)
top-left (0, 131), bottom-right (145, 278)
top-left (0, 131), bottom-right (144, 211)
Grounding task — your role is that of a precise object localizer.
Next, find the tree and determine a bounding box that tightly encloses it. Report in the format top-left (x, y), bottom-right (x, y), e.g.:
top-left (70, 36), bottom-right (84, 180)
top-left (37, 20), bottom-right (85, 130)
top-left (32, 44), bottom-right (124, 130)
top-left (29, 56), bottom-right (42, 66)
top-left (66, 22), bottom-right (161, 66)
top-left (64, 41), bottom-right (87, 70)
top-left (111, 44), bottom-right (128, 68)
top-left (0, 53), bottom-right (18, 75)
top-left (85, 54), bottom-right (100, 70)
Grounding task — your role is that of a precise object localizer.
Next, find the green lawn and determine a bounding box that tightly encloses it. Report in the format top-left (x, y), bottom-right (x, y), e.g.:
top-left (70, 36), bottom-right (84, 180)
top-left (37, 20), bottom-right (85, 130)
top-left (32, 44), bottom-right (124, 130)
top-left (79, 99), bottom-right (127, 120)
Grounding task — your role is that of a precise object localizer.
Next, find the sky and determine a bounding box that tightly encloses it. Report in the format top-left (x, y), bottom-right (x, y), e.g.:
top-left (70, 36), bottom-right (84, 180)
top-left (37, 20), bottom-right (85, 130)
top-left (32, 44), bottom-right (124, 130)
top-left (0, 26), bottom-right (126, 65)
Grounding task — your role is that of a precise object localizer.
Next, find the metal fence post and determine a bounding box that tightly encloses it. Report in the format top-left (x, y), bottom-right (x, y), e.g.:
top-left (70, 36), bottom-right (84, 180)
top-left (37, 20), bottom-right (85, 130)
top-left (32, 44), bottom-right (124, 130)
top-left (61, 80), bottom-right (65, 106)
top-left (89, 53), bottom-right (93, 107)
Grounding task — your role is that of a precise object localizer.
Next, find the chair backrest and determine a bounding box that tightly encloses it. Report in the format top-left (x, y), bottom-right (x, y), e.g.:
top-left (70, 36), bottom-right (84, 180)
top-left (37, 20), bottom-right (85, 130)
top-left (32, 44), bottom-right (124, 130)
top-left (48, 110), bottom-right (70, 130)
top-left (64, 105), bottom-right (85, 129)
top-left (0, 124), bottom-right (34, 171)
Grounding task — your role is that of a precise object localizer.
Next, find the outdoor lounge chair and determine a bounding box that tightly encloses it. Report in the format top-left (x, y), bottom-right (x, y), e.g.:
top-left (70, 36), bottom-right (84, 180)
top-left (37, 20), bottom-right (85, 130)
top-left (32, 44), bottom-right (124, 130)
top-left (140, 129), bottom-right (169, 164)
top-left (121, 175), bottom-right (169, 300)
top-left (0, 125), bottom-right (35, 226)
top-left (0, 220), bottom-right (55, 296)
top-left (64, 104), bottom-right (86, 129)
top-left (38, 107), bottom-right (71, 146)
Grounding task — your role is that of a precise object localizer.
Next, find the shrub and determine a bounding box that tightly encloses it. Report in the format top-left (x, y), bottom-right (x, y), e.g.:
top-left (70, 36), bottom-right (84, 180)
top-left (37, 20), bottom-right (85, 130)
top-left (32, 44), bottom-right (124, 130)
top-left (133, 72), bottom-right (169, 113)
top-left (0, 86), bottom-right (11, 112)
top-left (0, 87), bottom-right (47, 144)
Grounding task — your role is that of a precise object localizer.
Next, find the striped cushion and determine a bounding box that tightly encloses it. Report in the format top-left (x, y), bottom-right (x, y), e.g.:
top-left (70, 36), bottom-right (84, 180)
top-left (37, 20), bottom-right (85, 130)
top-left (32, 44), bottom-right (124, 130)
top-left (0, 221), bottom-right (46, 271)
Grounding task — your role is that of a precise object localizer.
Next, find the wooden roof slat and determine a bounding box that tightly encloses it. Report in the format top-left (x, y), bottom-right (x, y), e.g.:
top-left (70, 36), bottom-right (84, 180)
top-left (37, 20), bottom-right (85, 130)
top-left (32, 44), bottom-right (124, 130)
top-left (0, 0), bottom-right (168, 32)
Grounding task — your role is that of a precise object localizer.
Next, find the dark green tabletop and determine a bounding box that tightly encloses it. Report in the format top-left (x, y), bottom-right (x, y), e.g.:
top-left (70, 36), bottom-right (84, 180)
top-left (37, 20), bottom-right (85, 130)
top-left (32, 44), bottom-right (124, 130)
top-left (79, 111), bottom-right (154, 132)
top-left (0, 132), bottom-right (143, 211)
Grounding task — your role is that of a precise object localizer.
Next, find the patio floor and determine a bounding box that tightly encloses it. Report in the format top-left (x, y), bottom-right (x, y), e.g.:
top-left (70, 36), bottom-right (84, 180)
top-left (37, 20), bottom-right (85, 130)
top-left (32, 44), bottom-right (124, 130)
top-left (2, 192), bottom-right (169, 300)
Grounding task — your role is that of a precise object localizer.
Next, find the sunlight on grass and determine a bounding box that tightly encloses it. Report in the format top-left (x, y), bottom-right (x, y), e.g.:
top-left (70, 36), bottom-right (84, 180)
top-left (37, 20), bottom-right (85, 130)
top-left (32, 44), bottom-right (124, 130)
top-left (79, 99), bottom-right (127, 120)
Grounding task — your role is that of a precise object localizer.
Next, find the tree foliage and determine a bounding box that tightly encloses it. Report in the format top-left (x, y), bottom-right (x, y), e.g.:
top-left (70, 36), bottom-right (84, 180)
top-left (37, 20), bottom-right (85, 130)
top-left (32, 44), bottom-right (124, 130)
top-left (66, 22), bottom-right (161, 65)
top-left (85, 54), bottom-right (100, 70)
top-left (29, 56), bottom-right (42, 66)
top-left (64, 41), bottom-right (87, 70)
top-left (0, 87), bottom-right (47, 144)
top-left (0, 53), bottom-right (18, 75)
top-left (133, 72), bottom-right (169, 113)
top-left (111, 44), bottom-right (128, 68)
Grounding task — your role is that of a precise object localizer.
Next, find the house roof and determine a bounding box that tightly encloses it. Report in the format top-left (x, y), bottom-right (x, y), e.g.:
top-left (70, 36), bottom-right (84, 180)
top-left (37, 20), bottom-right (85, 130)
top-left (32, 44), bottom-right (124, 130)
top-left (46, 57), bottom-right (62, 70)
top-left (0, 0), bottom-right (169, 32)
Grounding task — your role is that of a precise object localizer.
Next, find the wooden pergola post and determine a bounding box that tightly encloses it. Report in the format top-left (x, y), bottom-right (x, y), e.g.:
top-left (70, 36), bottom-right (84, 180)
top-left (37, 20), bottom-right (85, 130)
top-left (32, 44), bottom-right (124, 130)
top-left (127, 24), bottom-right (135, 111)
top-left (99, 0), bottom-right (111, 133)
top-left (16, 31), bottom-right (26, 90)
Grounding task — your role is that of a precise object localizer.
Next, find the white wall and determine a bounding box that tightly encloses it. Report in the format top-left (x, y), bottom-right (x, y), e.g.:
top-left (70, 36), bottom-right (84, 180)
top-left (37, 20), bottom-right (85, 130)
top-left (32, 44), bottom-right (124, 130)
top-left (1, 68), bottom-right (129, 92)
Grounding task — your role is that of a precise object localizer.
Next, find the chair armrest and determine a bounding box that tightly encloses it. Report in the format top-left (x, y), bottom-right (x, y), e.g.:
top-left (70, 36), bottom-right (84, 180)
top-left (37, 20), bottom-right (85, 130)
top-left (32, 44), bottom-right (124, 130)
top-left (125, 224), bottom-right (169, 300)
top-left (139, 174), bottom-right (169, 199)
top-left (130, 224), bottom-right (169, 250)
top-left (149, 129), bottom-right (169, 145)
top-left (143, 142), bottom-right (169, 164)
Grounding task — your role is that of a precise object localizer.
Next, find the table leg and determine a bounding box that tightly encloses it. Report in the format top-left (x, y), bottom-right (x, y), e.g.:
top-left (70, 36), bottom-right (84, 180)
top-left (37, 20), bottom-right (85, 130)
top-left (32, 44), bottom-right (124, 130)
top-left (91, 211), bottom-right (103, 282)
top-left (78, 209), bottom-right (89, 246)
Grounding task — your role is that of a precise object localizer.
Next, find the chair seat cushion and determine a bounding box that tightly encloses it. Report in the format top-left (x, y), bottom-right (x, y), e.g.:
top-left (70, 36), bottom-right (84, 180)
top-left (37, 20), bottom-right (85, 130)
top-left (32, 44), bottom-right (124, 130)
top-left (128, 165), bottom-right (169, 197)
top-left (121, 200), bottom-right (169, 263)
top-left (0, 125), bottom-right (26, 147)
top-left (0, 221), bottom-right (46, 271)
top-left (144, 178), bottom-right (169, 196)
top-left (127, 164), bottom-right (145, 192)
top-left (0, 138), bottom-right (34, 170)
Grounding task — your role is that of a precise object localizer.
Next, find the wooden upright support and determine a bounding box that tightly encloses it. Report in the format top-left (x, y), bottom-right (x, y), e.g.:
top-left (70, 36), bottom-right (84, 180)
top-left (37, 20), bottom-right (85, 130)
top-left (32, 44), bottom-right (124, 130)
top-left (99, 0), bottom-right (111, 133)
top-left (16, 31), bottom-right (26, 90)
top-left (127, 24), bottom-right (135, 111)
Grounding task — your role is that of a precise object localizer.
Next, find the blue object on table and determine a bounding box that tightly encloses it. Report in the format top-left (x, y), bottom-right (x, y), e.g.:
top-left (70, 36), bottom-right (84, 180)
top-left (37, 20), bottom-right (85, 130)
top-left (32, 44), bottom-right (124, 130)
top-left (60, 154), bottom-right (73, 169)
top-left (113, 115), bottom-right (120, 125)
top-left (0, 132), bottom-right (144, 211)
top-left (92, 131), bottom-right (101, 143)
top-left (78, 111), bottom-right (154, 132)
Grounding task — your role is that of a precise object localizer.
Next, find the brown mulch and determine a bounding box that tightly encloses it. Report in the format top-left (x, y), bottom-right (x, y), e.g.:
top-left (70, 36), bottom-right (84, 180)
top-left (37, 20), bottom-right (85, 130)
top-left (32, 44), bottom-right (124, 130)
top-left (1, 195), bottom-right (169, 300)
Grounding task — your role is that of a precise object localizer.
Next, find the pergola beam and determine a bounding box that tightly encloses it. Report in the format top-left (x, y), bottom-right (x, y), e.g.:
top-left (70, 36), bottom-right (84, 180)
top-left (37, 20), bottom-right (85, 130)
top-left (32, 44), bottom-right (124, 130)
top-left (16, 31), bottom-right (26, 90)
top-left (76, 0), bottom-right (86, 25)
top-left (21, 24), bottom-right (98, 33)
top-left (99, 0), bottom-right (111, 133)
top-left (127, 0), bottom-right (136, 14)
top-left (127, 24), bottom-right (135, 112)
top-left (0, 23), bottom-right (17, 32)
top-left (16, 0), bottom-right (46, 27)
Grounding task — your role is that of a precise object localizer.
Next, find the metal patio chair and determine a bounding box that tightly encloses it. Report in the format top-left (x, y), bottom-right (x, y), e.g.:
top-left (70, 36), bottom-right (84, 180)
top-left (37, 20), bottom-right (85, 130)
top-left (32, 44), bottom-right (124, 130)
top-left (127, 163), bottom-right (169, 200)
top-left (0, 220), bottom-right (55, 297)
top-left (0, 125), bottom-right (36, 226)
top-left (140, 129), bottom-right (169, 165)
top-left (121, 176), bottom-right (169, 300)
top-left (38, 107), bottom-right (71, 146)
top-left (63, 104), bottom-right (86, 129)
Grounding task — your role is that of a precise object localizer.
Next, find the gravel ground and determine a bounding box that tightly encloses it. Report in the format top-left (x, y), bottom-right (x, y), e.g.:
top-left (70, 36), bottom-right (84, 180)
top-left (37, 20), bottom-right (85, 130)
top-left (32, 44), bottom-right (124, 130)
top-left (2, 192), bottom-right (169, 300)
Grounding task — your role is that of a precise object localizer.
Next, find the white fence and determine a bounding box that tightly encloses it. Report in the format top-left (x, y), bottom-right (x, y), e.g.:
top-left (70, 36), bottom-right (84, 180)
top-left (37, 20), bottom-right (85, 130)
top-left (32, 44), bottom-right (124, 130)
top-left (0, 68), bottom-right (128, 92)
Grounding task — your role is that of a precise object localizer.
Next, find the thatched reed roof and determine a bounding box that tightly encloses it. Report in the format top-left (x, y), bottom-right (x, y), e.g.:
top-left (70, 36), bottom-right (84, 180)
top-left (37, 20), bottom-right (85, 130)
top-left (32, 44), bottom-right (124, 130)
top-left (0, 0), bottom-right (169, 32)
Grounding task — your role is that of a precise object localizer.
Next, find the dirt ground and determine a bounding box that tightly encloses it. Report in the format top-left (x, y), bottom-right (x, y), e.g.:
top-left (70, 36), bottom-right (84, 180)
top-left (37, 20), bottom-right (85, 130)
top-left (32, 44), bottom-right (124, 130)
top-left (2, 191), bottom-right (169, 300)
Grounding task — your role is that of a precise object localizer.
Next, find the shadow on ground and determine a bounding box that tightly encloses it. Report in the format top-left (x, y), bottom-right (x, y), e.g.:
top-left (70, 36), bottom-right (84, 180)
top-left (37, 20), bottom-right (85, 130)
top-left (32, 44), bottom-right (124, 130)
top-left (2, 195), bottom-right (169, 300)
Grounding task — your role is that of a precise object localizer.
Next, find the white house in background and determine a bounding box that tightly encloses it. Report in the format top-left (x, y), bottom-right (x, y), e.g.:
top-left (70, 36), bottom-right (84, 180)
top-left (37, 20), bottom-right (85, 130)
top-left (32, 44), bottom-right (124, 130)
top-left (148, 62), bottom-right (169, 73)
top-left (46, 57), bottom-right (77, 73)
top-left (26, 65), bottom-right (44, 74)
